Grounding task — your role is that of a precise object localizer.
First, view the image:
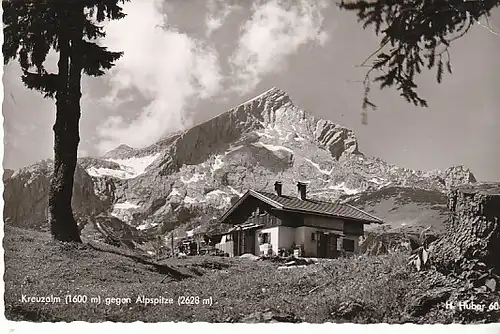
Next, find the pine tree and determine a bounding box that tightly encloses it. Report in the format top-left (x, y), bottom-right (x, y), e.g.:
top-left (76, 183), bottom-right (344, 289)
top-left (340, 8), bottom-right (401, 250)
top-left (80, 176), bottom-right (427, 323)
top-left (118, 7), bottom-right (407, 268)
top-left (339, 0), bottom-right (500, 110)
top-left (3, 0), bottom-right (129, 242)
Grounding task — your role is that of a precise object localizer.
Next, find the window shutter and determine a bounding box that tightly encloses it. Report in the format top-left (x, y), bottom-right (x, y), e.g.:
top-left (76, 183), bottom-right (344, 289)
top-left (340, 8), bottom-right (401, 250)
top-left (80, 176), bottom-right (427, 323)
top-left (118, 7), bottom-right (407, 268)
top-left (336, 237), bottom-right (343, 251)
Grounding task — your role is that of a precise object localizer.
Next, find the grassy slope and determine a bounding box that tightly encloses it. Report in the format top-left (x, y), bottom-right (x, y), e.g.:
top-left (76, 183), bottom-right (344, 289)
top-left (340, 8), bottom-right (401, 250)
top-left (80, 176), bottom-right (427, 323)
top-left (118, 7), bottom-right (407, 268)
top-left (3, 226), bottom-right (496, 323)
top-left (352, 187), bottom-right (449, 234)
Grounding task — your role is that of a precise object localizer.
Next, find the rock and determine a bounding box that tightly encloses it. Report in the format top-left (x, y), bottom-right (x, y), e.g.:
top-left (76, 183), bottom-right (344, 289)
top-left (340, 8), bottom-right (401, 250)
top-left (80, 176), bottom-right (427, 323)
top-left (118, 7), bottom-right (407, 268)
top-left (485, 278), bottom-right (497, 292)
top-left (277, 265), bottom-right (307, 269)
top-left (241, 309), bottom-right (301, 323)
top-left (442, 165), bottom-right (477, 188)
top-left (224, 316), bottom-right (236, 323)
top-left (239, 253), bottom-right (260, 261)
top-left (102, 144), bottom-right (136, 159)
top-left (407, 287), bottom-right (453, 317)
top-left (330, 300), bottom-right (368, 321)
top-left (315, 120), bottom-right (359, 159)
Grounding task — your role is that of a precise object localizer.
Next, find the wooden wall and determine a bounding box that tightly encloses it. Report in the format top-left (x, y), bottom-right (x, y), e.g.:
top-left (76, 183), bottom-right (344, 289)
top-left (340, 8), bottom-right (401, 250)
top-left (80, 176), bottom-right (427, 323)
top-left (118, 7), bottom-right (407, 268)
top-left (303, 215), bottom-right (343, 231)
top-left (343, 220), bottom-right (364, 235)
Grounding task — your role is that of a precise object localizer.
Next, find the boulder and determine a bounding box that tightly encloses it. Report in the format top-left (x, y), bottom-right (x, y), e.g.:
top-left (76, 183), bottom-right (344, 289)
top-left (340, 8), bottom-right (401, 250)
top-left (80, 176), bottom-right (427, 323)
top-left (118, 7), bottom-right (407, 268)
top-left (239, 253), bottom-right (260, 261)
top-left (241, 308), bottom-right (301, 323)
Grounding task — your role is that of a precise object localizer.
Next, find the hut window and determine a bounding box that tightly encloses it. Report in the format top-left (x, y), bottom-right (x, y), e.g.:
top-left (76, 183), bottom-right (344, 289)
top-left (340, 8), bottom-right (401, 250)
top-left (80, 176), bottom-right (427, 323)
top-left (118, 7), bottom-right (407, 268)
top-left (343, 239), bottom-right (355, 252)
top-left (311, 233), bottom-right (315, 241)
top-left (259, 232), bottom-right (270, 245)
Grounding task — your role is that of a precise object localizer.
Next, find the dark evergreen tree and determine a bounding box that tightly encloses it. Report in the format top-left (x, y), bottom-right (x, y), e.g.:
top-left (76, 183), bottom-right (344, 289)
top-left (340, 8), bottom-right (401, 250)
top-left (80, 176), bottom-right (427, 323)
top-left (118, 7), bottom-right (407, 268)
top-left (3, 0), bottom-right (129, 242)
top-left (339, 0), bottom-right (500, 112)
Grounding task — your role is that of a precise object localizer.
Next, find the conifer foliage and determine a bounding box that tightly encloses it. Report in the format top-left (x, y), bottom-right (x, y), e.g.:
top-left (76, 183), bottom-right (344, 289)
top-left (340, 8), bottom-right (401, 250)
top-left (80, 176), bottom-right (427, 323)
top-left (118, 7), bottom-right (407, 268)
top-left (339, 0), bottom-right (500, 110)
top-left (3, 0), bottom-right (129, 242)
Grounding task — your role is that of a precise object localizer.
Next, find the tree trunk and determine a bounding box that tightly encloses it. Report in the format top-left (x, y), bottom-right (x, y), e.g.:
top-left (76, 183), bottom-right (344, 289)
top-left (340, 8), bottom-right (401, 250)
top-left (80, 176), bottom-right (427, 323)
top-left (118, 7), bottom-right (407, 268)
top-left (432, 183), bottom-right (500, 273)
top-left (48, 8), bottom-right (84, 242)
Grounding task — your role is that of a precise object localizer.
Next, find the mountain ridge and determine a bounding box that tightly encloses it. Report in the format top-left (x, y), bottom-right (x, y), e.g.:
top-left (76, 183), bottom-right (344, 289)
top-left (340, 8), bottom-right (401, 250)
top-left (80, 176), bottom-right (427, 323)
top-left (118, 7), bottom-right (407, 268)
top-left (4, 87), bottom-right (477, 245)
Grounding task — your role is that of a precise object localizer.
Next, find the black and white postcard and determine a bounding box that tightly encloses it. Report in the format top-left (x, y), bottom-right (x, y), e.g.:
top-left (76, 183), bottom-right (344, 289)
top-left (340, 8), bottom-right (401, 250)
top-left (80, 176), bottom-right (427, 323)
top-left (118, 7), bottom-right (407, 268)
top-left (2, 0), bottom-right (500, 331)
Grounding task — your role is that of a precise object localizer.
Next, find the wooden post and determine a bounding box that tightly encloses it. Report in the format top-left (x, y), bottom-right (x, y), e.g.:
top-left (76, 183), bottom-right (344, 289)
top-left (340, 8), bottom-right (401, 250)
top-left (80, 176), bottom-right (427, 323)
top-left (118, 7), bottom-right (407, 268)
top-left (171, 233), bottom-right (174, 257)
top-left (237, 229), bottom-right (241, 256)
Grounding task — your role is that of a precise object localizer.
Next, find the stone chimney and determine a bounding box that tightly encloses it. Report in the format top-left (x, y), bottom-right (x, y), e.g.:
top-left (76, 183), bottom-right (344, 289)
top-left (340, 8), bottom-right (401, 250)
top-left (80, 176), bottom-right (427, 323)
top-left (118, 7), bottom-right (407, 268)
top-left (274, 181), bottom-right (283, 196)
top-left (297, 182), bottom-right (307, 200)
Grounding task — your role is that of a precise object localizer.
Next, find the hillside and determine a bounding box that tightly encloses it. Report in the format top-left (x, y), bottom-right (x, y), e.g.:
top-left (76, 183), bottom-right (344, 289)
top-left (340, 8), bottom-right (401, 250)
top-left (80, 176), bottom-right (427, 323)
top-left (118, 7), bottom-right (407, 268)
top-left (5, 225), bottom-right (499, 323)
top-left (3, 87), bottom-right (477, 245)
top-left (351, 186), bottom-right (450, 234)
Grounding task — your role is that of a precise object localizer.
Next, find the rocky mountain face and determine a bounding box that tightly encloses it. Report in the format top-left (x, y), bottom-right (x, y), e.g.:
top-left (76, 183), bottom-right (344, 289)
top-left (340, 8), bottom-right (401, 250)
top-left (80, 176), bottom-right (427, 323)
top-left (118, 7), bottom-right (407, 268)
top-left (4, 160), bottom-right (107, 229)
top-left (4, 87), bottom-right (477, 241)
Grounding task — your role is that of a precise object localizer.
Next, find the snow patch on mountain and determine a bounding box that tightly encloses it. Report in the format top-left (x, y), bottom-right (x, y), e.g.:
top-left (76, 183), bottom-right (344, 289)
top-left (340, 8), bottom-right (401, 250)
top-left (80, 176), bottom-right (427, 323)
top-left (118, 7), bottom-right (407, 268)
top-left (254, 142), bottom-right (294, 154)
top-left (329, 182), bottom-right (361, 195)
top-left (255, 131), bottom-right (275, 139)
top-left (113, 201), bottom-right (140, 210)
top-left (87, 153), bottom-right (160, 179)
top-left (280, 132), bottom-right (294, 141)
top-left (186, 226), bottom-right (203, 237)
top-left (184, 196), bottom-right (200, 204)
top-left (181, 173), bottom-right (205, 184)
top-left (108, 153), bottom-right (160, 177)
top-left (369, 177), bottom-right (385, 185)
top-left (212, 155), bottom-right (224, 172)
top-left (225, 145), bottom-right (244, 155)
top-left (206, 190), bottom-right (227, 197)
top-left (294, 134), bottom-right (305, 141)
top-left (218, 197), bottom-right (233, 209)
top-left (169, 188), bottom-right (181, 197)
top-left (87, 167), bottom-right (132, 179)
top-left (304, 158), bottom-right (333, 175)
top-left (186, 228), bottom-right (195, 237)
top-left (228, 186), bottom-right (244, 197)
top-left (205, 190), bottom-right (233, 209)
top-left (137, 222), bottom-right (160, 231)
top-left (110, 201), bottom-right (140, 222)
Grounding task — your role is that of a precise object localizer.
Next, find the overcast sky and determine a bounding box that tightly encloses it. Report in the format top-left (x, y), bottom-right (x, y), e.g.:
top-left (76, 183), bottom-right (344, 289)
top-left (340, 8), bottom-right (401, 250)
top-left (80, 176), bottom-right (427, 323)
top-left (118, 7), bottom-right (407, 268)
top-left (3, 0), bottom-right (500, 181)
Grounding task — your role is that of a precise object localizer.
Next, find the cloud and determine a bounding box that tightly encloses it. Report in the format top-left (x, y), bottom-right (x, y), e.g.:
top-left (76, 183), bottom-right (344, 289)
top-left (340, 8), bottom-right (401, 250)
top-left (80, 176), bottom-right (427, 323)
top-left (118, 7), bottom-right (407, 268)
top-left (94, 0), bottom-right (329, 154)
top-left (78, 148), bottom-right (90, 157)
top-left (205, 0), bottom-right (239, 37)
top-left (96, 0), bottom-right (222, 154)
top-left (229, 0), bottom-right (329, 94)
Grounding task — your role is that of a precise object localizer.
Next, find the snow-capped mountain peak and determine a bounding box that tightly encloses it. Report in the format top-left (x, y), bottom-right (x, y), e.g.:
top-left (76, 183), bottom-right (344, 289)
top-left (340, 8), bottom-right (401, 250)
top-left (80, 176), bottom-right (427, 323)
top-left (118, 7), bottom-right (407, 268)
top-left (4, 87), bottom-right (476, 237)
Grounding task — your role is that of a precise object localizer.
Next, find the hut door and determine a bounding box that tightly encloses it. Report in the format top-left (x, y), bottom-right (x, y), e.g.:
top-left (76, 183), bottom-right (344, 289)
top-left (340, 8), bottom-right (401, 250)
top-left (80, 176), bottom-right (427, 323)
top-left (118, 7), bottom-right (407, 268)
top-left (245, 230), bottom-right (256, 255)
top-left (328, 235), bottom-right (338, 259)
top-left (241, 230), bottom-right (246, 255)
top-left (317, 232), bottom-right (328, 258)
